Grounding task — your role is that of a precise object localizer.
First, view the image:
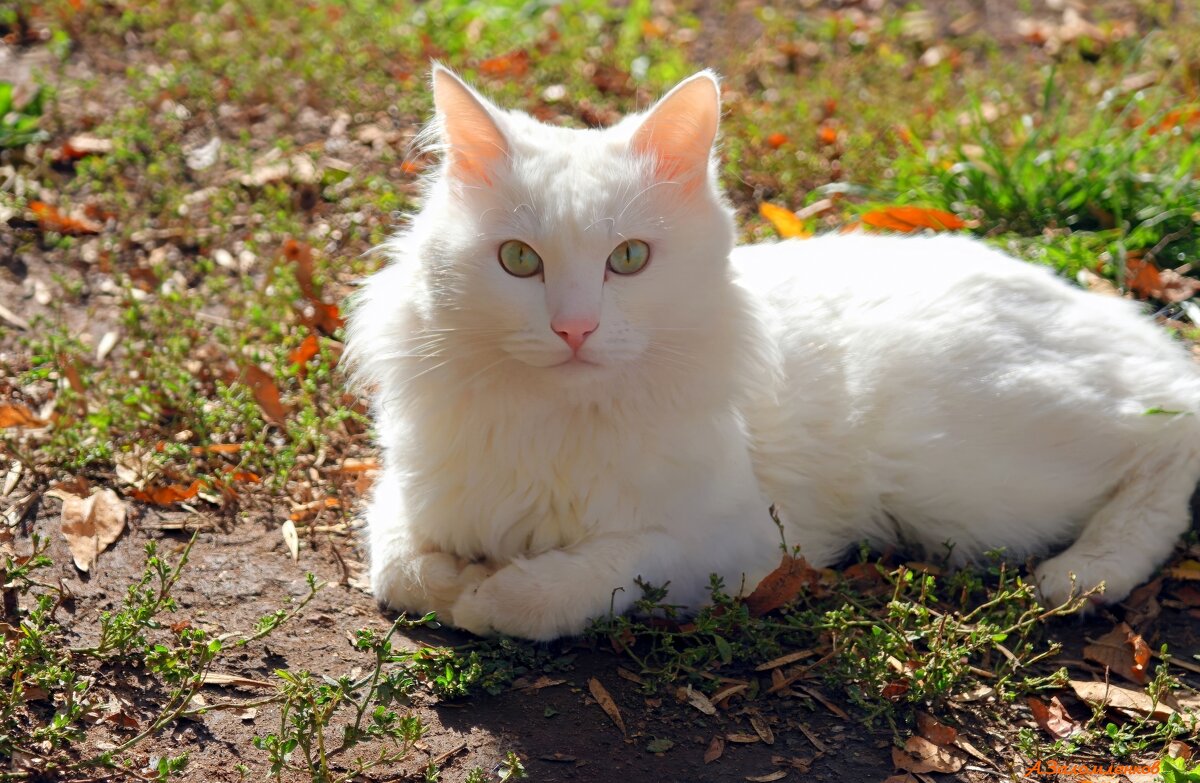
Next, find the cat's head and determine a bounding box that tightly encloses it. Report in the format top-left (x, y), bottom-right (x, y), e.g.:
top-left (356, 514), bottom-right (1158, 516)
top-left (387, 67), bottom-right (742, 398)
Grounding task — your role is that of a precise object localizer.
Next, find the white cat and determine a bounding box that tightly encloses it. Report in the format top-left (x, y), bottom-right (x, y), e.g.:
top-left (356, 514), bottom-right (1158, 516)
top-left (346, 66), bottom-right (1200, 640)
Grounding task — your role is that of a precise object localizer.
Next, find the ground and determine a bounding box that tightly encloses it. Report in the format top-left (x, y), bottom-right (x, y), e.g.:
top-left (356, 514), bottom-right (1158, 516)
top-left (4, 1), bottom-right (1200, 782)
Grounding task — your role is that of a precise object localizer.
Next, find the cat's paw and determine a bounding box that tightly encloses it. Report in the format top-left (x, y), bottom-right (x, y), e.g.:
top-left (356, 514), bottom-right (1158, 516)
top-left (371, 551), bottom-right (494, 619)
top-left (447, 565), bottom-right (590, 640)
top-left (1032, 553), bottom-right (1129, 609)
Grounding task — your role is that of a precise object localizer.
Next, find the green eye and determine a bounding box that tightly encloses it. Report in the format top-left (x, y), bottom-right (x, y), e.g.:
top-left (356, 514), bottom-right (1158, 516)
top-left (607, 239), bottom-right (650, 275)
top-left (498, 240), bottom-right (542, 278)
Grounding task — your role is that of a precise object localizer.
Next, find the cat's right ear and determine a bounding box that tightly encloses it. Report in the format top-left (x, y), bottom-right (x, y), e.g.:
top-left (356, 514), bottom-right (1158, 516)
top-left (431, 65), bottom-right (509, 185)
top-left (630, 70), bottom-right (721, 190)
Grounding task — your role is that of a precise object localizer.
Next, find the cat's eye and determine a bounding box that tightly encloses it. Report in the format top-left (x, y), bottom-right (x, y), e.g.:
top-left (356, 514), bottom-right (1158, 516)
top-left (498, 240), bottom-right (543, 278)
top-left (607, 239), bottom-right (650, 275)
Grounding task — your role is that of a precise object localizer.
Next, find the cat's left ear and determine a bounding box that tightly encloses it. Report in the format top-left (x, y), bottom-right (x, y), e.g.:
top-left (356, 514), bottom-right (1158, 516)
top-left (431, 65), bottom-right (509, 185)
top-left (631, 70), bottom-right (720, 188)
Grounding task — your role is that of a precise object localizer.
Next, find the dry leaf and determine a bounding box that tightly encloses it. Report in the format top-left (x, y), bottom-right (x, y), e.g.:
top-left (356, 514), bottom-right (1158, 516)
top-left (289, 333), bottom-right (320, 370)
top-left (289, 497), bottom-right (340, 522)
top-left (479, 50), bottom-right (530, 78)
top-left (759, 202), bottom-right (812, 239)
top-left (745, 555), bottom-right (819, 616)
top-left (726, 733), bottom-right (762, 744)
top-left (0, 404), bottom-right (46, 428)
top-left (131, 480), bottom-right (201, 506)
top-left (588, 677), bottom-right (625, 735)
top-left (881, 776), bottom-right (920, 783)
top-left (745, 772), bottom-right (787, 782)
top-left (1070, 680), bottom-right (1176, 722)
top-left (29, 201), bottom-right (102, 235)
top-left (755, 649), bottom-right (817, 671)
top-left (281, 520), bottom-right (299, 561)
top-left (201, 672), bottom-right (275, 689)
top-left (58, 134), bottom-right (113, 161)
top-left (891, 736), bottom-right (965, 774)
top-left (861, 206), bottom-right (965, 232)
top-left (1125, 255), bottom-right (1163, 300)
top-left (237, 364), bottom-right (290, 422)
top-left (710, 682), bottom-right (749, 706)
top-left (749, 713), bottom-right (775, 744)
top-left (915, 712), bottom-right (957, 746)
top-left (1027, 696), bottom-right (1081, 739)
top-left (1167, 560), bottom-right (1200, 580)
top-left (1084, 622), bottom-right (1152, 684)
top-left (683, 685), bottom-right (717, 715)
top-left (704, 735), bottom-right (725, 764)
top-left (191, 444), bottom-right (242, 456)
top-left (766, 132), bottom-right (789, 149)
top-left (52, 488), bottom-right (126, 572)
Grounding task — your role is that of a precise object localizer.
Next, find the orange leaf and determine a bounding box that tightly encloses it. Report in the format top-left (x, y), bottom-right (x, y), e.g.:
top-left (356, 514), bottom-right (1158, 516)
top-left (479, 50), bottom-right (530, 78)
top-left (916, 712), bottom-right (957, 746)
top-left (817, 124), bottom-right (838, 145)
top-left (282, 238), bottom-right (319, 303)
top-left (861, 206), bottom-right (965, 232)
top-left (190, 443), bottom-right (242, 456)
top-left (891, 737), bottom-right (964, 774)
top-left (131, 480), bottom-right (202, 506)
top-left (289, 333), bottom-right (320, 370)
top-left (1125, 254), bottom-right (1162, 300)
top-left (29, 201), bottom-right (102, 235)
top-left (237, 364), bottom-right (290, 422)
top-left (1151, 107), bottom-right (1200, 135)
top-left (0, 403), bottom-right (47, 428)
top-left (1083, 622), bottom-right (1152, 684)
top-left (744, 555), bottom-right (819, 616)
top-left (1027, 696), bottom-right (1081, 739)
top-left (766, 132), bottom-right (789, 149)
top-left (759, 202), bottom-right (811, 239)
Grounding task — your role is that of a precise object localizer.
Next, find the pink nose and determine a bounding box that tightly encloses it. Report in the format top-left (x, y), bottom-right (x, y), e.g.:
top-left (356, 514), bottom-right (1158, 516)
top-left (551, 317), bottom-right (598, 352)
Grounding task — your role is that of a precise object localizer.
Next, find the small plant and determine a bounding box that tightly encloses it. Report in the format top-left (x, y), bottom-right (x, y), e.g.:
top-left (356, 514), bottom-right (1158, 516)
top-left (0, 82), bottom-right (47, 148)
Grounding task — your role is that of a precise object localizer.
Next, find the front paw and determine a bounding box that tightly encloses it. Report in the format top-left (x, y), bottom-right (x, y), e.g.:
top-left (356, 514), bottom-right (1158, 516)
top-left (446, 566), bottom-right (587, 641)
top-left (372, 551), bottom-right (494, 619)
top-left (1032, 553), bottom-right (1120, 609)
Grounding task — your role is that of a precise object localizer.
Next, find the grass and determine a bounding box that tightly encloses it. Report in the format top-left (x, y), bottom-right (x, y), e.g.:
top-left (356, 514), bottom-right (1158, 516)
top-left (4, 0), bottom-right (1200, 779)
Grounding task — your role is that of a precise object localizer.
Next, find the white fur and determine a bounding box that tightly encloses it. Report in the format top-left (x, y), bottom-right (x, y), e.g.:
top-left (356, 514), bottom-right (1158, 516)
top-left (346, 70), bottom-right (1200, 640)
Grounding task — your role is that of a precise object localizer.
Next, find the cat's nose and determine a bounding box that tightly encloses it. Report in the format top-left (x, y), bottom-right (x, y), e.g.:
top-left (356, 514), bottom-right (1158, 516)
top-left (551, 316), bottom-right (598, 352)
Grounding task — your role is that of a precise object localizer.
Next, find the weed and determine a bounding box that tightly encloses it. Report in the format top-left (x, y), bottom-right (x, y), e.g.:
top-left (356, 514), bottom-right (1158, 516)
top-left (0, 83), bottom-right (47, 148)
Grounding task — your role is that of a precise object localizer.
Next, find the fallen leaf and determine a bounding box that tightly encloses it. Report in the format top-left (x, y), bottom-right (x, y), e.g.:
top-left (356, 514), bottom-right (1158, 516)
top-left (237, 364), bottom-right (290, 422)
top-left (745, 772), bottom-right (787, 782)
top-left (588, 677), bottom-right (625, 735)
top-left (1084, 622), bottom-right (1152, 684)
top-left (683, 685), bottom-right (717, 715)
top-left (288, 497), bottom-right (340, 522)
top-left (1027, 696), bottom-right (1081, 739)
top-left (51, 488), bottom-right (126, 572)
top-left (1070, 680), bottom-right (1176, 721)
top-left (130, 480), bottom-right (202, 506)
top-left (710, 682), bottom-right (749, 706)
top-left (1125, 254), bottom-right (1163, 300)
top-left (891, 736), bottom-right (965, 774)
top-left (861, 206), bottom-right (965, 232)
top-left (332, 458), bottom-right (379, 473)
top-left (57, 134), bottom-right (113, 161)
top-left (726, 733), bottom-right (762, 744)
top-left (281, 520), bottom-right (299, 561)
top-left (817, 124), bottom-right (838, 145)
top-left (704, 735), bottom-right (725, 764)
top-left (1167, 560), bottom-right (1200, 580)
top-left (915, 712), bottom-right (957, 746)
top-left (282, 239), bottom-right (320, 302)
top-left (29, 201), bottom-right (102, 235)
top-left (1123, 577), bottom-right (1162, 627)
top-left (191, 444), bottom-right (242, 456)
top-left (645, 738), bottom-right (673, 754)
top-left (201, 672), bottom-right (275, 688)
top-left (479, 50), bottom-right (530, 78)
top-left (1157, 268), bottom-right (1200, 304)
top-left (766, 132), bottom-right (789, 149)
top-left (749, 713), bottom-right (775, 744)
top-left (881, 776), bottom-right (920, 783)
top-left (759, 202), bottom-right (812, 239)
top-left (745, 554), bottom-right (819, 616)
top-left (0, 404), bottom-right (46, 428)
top-left (755, 649), bottom-right (818, 671)
top-left (797, 685), bottom-right (850, 720)
top-left (289, 332), bottom-right (320, 370)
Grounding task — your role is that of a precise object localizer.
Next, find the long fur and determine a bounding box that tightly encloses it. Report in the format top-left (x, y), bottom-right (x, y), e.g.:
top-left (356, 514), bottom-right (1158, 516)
top-left (345, 70), bottom-right (1200, 640)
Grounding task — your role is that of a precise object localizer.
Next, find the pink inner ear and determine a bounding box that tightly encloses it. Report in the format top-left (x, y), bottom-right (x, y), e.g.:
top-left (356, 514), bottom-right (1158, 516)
top-left (433, 69), bottom-right (509, 185)
top-left (631, 74), bottom-right (720, 186)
